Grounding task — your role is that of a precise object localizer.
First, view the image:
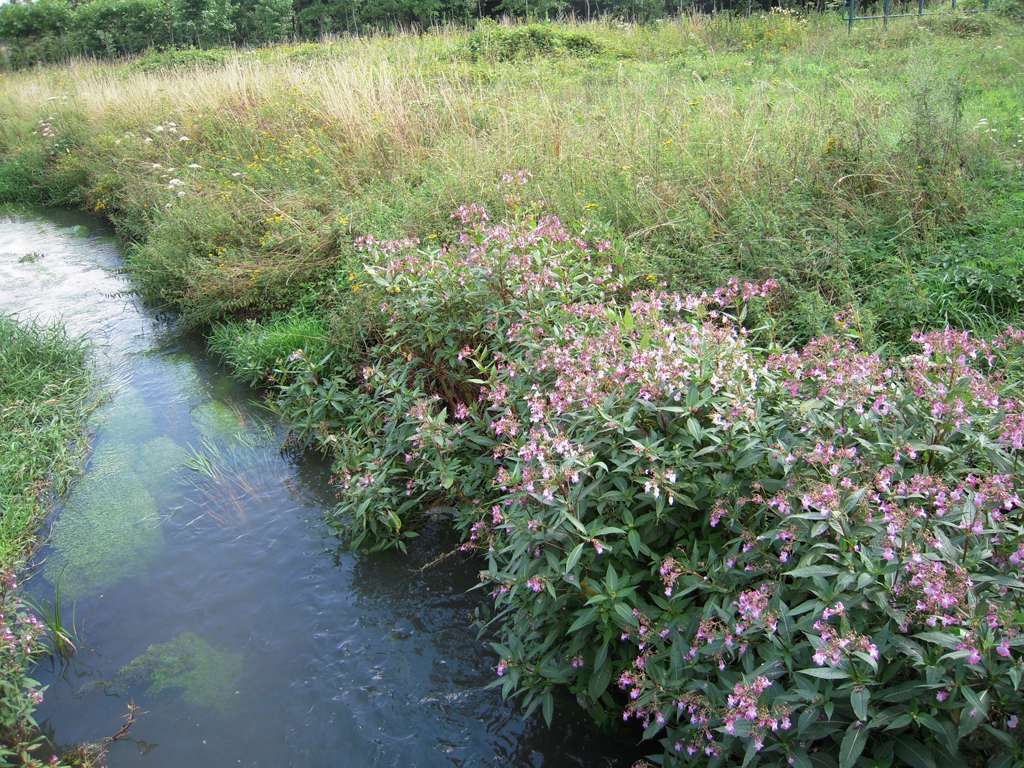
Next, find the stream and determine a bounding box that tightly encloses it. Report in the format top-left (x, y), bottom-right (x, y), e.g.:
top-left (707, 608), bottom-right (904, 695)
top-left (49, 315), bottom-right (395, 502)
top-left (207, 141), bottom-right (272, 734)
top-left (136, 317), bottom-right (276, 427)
top-left (0, 207), bottom-right (642, 768)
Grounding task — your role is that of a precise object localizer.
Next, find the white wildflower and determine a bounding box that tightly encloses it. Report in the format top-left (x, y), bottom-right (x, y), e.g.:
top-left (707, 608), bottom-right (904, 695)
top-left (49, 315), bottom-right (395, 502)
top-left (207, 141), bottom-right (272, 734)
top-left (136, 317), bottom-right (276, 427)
top-left (178, 136), bottom-right (190, 142)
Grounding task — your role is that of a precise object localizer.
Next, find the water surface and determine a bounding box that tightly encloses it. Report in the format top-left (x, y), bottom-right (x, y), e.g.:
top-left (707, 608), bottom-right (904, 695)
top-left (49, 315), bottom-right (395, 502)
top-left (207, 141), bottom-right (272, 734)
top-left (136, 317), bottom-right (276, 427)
top-left (0, 207), bottom-right (642, 768)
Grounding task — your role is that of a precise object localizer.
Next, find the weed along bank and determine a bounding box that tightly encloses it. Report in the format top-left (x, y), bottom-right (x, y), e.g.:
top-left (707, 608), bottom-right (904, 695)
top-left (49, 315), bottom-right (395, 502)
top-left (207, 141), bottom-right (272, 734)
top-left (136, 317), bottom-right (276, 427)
top-left (1, 8), bottom-right (1024, 768)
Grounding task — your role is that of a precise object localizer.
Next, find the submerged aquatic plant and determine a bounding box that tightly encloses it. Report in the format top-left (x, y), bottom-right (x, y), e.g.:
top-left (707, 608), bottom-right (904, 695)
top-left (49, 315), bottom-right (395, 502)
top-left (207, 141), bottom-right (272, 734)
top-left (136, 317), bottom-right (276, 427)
top-left (24, 567), bottom-right (79, 661)
top-left (180, 426), bottom-right (286, 528)
top-left (190, 401), bottom-right (257, 445)
top-left (109, 632), bottom-right (242, 712)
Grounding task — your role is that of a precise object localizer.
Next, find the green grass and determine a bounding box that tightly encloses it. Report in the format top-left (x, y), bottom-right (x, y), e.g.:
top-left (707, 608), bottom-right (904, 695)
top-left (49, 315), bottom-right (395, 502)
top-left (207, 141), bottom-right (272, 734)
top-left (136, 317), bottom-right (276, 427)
top-left (0, 11), bottom-right (1021, 360)
top-left (0, 314), bottom-right (96, 568)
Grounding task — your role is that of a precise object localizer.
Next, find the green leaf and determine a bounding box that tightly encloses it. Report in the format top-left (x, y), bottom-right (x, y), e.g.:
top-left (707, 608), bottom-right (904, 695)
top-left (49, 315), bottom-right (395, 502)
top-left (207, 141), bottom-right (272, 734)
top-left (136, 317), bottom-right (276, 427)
top-left (839, 722), bottom-right (870, 768)
top-left (785, 566), bottom-right (841, 578)
top-left (851, 687), bottom-right (870, 722)
top-left (798, 667), bottom-right (850, 680)
top-left (627, 529), bottom-right (641, 558)
top-left (894, 735), bottom-right (937, 768)
top-left (914, 631), bottom-right (960, 650)
top-left (588, 663), bottom-right (612, 701)
top-left (565, 542), bottom-right (585, 573)
top-left (567, 607), bottom-right (599, 633)
top-left (960, 686), bottom-right (989, 717)
top-left (885, 713), bottom-right (914, 731)
top-left (542, 690), bottom-right (554, 726)
top-left (734, 450), bottom-right (765, 470)
top-left (614, 602), bottom-right (638, 626)
top-left (914, 713), bottom-right (945, 738)
top-left (741, 736), bottom-right (761, 768)
top-left (687, 417), bottom-right (702, 442)
top-left (958, 688), bottom-right (989, 739)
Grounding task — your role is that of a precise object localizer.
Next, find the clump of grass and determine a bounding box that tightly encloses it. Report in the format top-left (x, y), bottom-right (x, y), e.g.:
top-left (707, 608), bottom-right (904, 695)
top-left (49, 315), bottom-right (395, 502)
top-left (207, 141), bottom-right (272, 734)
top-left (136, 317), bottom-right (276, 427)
top-left (0, 314), bottom-right (96, 566)
top-left (207, 307), bottom-right (335, 386)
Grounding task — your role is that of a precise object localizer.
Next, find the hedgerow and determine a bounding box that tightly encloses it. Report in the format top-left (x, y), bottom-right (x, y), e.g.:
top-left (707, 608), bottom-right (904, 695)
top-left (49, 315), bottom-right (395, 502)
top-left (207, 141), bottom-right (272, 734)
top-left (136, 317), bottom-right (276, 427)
top-left (277, 187), bottom-right (1024, 767)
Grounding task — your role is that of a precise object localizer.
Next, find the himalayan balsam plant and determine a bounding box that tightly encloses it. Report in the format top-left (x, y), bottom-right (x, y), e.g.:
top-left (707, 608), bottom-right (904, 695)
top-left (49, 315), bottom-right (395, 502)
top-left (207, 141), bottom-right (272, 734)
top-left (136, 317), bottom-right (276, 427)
top-left (0, 569), bottom-right (49, 766)
top-left (278, 181), bottom-right (1024, 768)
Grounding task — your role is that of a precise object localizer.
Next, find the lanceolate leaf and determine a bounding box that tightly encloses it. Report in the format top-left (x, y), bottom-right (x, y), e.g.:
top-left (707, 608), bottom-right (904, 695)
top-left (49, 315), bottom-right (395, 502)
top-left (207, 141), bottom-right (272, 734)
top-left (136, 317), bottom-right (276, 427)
top-left (839, 722), bottom-right (870, 768)
top-left (894, 735), bottom-right (937, 768)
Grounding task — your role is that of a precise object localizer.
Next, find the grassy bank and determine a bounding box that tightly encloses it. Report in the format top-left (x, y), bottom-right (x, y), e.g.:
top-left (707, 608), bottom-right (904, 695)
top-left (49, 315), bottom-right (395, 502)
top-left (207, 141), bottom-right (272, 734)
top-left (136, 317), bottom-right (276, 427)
top-left (0, 314), bottom-right (94, 567)
top-left (0, 11), bottom-right (1021, 354)
top-left (0, 314), bottom-right (95, 765)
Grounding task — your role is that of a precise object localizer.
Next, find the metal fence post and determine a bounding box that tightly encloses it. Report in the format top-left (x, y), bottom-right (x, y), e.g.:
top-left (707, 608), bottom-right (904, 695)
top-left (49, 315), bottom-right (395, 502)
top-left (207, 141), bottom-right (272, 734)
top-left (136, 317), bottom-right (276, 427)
top-left (883, 0), bottom-right (890, 27)
top-left (848, 0), bottom-right (855, 32)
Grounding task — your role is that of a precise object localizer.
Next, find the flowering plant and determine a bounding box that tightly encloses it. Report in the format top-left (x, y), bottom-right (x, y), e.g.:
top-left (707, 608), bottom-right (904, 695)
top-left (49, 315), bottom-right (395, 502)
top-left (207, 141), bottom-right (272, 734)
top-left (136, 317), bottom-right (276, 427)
top-left (0, 569), bottom-right (48, 766)
top-left (283, 189), bottom-right (1024, 767)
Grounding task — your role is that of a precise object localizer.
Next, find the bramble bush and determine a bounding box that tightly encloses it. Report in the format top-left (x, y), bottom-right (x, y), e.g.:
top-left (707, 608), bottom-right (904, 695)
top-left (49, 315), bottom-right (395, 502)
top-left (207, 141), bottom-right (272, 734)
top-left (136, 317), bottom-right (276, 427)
top-left (277, 182), bottom-right (1024, 767)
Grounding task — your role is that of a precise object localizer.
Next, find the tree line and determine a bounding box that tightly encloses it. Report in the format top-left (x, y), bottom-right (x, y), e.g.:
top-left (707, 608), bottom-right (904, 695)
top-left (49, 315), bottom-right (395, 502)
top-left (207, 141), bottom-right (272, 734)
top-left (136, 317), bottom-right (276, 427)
top-left (0, 0), bottom-right (721, 66)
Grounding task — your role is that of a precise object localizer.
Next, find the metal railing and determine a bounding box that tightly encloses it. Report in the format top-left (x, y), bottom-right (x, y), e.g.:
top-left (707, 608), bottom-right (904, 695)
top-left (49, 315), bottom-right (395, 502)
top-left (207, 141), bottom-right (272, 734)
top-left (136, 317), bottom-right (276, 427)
top-left (844, 0), bottom-right (992, 31)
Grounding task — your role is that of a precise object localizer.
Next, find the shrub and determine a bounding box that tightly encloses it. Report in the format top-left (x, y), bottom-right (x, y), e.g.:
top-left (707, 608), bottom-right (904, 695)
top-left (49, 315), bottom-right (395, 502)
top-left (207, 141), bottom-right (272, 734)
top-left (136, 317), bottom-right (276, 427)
top-left (279, 193), bottom-right (1024, 767)
top-left (463, 22), bottom-right (604, 61)
top-left (126, 47), bottom-right (233, 73)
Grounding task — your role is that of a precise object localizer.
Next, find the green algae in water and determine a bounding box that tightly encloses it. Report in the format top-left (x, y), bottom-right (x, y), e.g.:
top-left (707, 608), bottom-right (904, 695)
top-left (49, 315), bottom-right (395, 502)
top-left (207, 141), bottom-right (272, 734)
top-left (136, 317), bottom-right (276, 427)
top-left (156, 353), bottom-right (208, 403)
top-left (132, 436), bottom-right (187, 477)
top-left (100, 387), bottom-right (155, 444)
top-left (191, 400), bottom-right (251, 444)
top-left (111, 632), bottom-right (242, 711)
top-left (45, 438), bottom-right (163, 600)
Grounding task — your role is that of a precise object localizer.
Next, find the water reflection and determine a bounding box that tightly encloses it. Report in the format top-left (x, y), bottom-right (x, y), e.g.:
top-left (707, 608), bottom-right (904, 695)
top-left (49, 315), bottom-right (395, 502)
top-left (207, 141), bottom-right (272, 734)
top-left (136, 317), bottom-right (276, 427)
top-left (1, 206), bottom-right (644, 768)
